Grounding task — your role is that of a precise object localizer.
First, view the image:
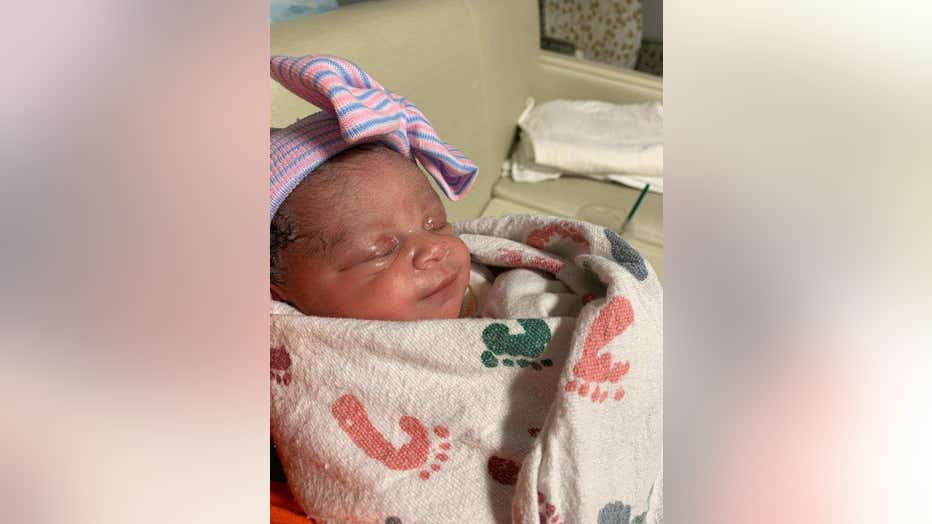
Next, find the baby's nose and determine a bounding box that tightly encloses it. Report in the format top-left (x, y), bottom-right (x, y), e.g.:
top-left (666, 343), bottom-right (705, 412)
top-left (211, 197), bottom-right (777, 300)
top-left (412, 236), bottom-right (450, 270)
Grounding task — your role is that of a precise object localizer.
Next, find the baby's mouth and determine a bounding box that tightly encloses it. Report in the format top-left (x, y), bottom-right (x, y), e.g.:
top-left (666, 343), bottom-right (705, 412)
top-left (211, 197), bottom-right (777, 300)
top-left (421, 270), bottom-right (460, 300)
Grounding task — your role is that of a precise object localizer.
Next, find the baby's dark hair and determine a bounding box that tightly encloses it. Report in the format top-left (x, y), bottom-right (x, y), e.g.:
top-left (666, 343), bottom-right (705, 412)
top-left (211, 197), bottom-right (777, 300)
top-left (269, 209), bottom-right (298, 285)
top-left (270, 142), bottom-right (400, 284)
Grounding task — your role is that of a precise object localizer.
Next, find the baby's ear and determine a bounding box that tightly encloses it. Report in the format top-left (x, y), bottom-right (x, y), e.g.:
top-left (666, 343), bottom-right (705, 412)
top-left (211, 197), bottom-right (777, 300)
top-left (270, 282), bottom-right (288, 303)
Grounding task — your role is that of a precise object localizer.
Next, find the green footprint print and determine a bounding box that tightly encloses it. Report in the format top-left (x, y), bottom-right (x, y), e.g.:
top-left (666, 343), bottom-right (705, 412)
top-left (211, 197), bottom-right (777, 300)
top-left (480, 319), bottom-right (553, 370)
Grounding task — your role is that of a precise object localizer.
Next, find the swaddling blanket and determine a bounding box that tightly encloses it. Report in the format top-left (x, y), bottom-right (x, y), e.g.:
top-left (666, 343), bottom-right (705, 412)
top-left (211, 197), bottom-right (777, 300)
top-left (270, 215), bottom-right (663, 524)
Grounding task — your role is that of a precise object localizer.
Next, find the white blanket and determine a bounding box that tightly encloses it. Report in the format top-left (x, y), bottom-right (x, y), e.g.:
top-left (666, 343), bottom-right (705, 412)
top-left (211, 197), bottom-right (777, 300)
top-left (270, 215), bottom-right (663, 523)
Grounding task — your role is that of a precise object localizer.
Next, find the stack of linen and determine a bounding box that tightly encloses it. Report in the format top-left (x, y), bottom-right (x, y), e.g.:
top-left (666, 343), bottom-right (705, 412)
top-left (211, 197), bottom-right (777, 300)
top-left (508, 98), bottom-right (663, 193)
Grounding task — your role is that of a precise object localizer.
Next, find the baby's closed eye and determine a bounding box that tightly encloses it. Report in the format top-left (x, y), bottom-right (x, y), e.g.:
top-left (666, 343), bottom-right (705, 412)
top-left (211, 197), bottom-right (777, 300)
top-left (372, 240), bottom-right (399, 258)
top-left (338, 237), bottom-right (399, 271)
top-left (364, 237), bottom-right (400, 261)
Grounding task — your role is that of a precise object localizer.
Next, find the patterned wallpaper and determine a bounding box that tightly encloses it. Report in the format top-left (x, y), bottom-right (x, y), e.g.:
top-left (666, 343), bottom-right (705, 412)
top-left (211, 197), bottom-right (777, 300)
top-left (542, 0), bottom-right (643, 69)
top-left (270, 0), bottom-right (338, 24)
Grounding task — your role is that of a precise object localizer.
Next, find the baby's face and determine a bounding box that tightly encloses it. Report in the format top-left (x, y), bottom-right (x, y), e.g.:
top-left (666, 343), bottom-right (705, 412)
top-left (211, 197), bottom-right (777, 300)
top-left (272, 151), bottom-right (471, 321)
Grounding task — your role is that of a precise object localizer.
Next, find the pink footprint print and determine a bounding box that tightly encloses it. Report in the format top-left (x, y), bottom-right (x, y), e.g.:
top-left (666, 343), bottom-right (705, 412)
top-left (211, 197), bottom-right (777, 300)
top-left (270, 346), bottom-right (292, 386)
top-left (565, 296), bottom-right (634, 403)
top-left (497, 248), bottom-right (565, 274)
top-left (538, 491), bottom-right (564, 524)
top-left (422, 425), bottom-right (452, 480)
top-left (331, 394), bottom-right (453, 480)
top-left (526, 221), bottom-right (591, 256)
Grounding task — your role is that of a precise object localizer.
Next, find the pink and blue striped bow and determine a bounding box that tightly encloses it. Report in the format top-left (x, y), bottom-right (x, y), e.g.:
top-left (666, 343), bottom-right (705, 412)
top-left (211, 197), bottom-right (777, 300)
top-left (270, 54), bottom-right (478, 220)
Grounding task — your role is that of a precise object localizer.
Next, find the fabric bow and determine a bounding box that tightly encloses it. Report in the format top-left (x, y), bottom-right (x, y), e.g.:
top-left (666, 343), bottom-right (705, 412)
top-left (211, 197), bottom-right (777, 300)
top-left (270, 54), bottom-right (478, 219)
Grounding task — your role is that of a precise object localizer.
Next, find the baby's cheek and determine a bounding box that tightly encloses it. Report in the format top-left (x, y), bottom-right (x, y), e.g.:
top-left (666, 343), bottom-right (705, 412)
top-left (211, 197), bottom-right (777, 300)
top-left (357, 269), bottom-right (421, 319)
top-left (450, 236), bottom-right (471, 265)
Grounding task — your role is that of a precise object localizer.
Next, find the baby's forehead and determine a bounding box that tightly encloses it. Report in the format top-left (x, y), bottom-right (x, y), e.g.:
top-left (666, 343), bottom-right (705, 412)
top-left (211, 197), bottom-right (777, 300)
top-left (341, 173), bottom-right (441, 225)
top-left (341, 156), bottom-right (441, 205)
top-left (300, 163), bottom-right (440, 227)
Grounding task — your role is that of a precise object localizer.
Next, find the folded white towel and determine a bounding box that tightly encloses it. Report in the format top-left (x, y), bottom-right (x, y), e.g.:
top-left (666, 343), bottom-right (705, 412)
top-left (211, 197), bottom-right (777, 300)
top-left (510, 136), bottom-right (664, 194)
top-left (517, 98), bottom-right (664, 177)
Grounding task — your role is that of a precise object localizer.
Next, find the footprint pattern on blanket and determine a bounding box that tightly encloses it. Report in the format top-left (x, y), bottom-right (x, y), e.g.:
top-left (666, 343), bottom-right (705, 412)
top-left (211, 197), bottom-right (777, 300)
top-left (538, 491), bottom-right (564, 524)
top-left (487, 456), bottom-right (521, 485)
top-left (565, 296), bottom-right (634, 403)
top-left (597, 500), bottom-right (647, 524)
top-left (604, 229), bottom-right (648, 281)
top-left (331, 394), bottom-right (452, 481)
top-left (497, 247), bottom-right (565, 274)
top-left (481, 319), bottom-right (554, 370)
top-left (527, 221), bottom-right (591, 256)
top-left (270, 345), bottom-right (292, 386)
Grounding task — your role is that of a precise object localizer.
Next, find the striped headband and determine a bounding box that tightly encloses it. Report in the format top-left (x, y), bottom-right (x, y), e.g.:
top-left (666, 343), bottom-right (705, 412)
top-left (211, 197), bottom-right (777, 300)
top-left (269, 54), bottom-right (479, 220)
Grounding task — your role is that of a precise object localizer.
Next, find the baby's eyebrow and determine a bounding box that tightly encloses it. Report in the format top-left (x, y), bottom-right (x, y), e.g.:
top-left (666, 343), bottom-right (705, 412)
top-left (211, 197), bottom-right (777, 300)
top-left (296, 228), bottom-right (348, 258)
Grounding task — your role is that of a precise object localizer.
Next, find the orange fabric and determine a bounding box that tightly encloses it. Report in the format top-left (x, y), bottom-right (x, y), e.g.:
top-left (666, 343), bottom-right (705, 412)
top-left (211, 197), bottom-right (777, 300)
top-left (271, 481), bottom-right (318, 524)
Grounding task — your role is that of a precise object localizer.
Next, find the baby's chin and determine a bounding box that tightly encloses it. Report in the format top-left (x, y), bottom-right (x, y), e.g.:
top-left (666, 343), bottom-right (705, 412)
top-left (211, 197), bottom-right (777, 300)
top-left (429, 286), bottom-right (468, 320)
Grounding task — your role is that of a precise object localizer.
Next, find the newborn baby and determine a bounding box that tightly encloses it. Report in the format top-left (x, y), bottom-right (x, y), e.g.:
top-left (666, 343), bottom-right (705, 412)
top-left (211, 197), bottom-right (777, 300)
top-left (270, 143), bottom-right (472, 320)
